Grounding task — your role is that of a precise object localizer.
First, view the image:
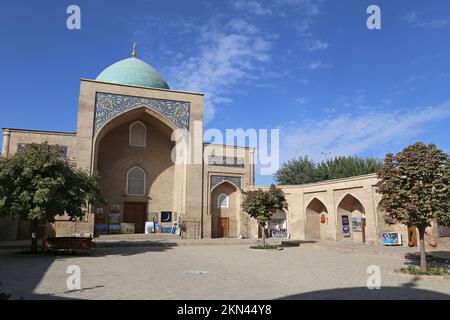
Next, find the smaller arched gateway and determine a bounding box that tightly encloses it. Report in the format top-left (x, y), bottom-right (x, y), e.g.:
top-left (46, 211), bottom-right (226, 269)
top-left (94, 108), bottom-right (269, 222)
top-left (210, 181), bottom-right (241, 238)
top-left (337, 194), bottom-right (366, 242)
top-left (305, 198), bottom-right (329, 240)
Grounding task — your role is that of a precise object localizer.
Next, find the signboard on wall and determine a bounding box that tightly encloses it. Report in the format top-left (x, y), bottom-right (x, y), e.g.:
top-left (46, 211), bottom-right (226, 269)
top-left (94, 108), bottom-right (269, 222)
top-left (95, 224), bottom-right (108, 235)
top-left (352, 217), bottom-right (362, 232)
top-left (161, 211), bottom-right (172, 223)
top-left (342, 215), bottom-right (351, 238)
top-left (109, 213), bottom-right (120, 224)
top-left (383, 232), bottom-right (402, 246)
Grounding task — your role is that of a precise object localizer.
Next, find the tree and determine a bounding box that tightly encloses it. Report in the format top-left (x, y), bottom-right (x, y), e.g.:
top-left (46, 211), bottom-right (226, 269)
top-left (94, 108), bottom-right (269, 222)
top-left (275, 156), bottom-right (383, 185)
top-left (0, 143), bottom-right (103, 253)
top-left (241, 185), bottom-right (288, 246)
top-left (376, 142), bottom-right (450, 271)
top-left (274, 156), bottom-right (317, 185)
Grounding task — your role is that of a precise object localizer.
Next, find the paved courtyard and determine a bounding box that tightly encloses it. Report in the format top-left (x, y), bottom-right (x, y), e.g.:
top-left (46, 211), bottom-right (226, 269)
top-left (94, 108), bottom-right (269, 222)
top-left (1, 243), bottom-right (449, 300)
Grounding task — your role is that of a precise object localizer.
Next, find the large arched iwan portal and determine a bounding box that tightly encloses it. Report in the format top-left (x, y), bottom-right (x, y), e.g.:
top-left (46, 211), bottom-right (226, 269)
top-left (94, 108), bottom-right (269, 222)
top-left (94, 107), bottom-right (177, 234)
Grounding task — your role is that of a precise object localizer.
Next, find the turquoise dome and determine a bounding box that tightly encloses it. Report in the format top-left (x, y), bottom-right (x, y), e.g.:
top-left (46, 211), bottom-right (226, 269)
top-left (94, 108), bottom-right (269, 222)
top-left (96, 57), bottom-right (170, 89)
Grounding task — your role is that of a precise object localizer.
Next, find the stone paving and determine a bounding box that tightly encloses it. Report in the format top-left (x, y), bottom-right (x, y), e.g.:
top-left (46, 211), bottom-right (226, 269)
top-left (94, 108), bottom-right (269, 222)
top-left (1, 243), bottom-right (449, 300)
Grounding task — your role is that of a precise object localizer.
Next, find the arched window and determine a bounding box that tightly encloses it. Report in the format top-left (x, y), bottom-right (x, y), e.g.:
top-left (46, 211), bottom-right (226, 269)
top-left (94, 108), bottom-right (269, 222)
top-left (217, 193), bottom-right (229, 208)
top-left (129, 121), bottom-right (146, 147)
top-left (127, 166), bottom-right (146, 195)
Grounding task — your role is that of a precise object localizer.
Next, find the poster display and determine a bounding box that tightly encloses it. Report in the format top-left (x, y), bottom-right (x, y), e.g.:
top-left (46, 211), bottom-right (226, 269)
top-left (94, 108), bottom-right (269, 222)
top-left (145, 221), bottom-right (155, 234)
top-left (271, 229), bottom-right (287, 238)
top-left (352, 217), bottom-right (362, 232)
top-left (342, 215), bottom-right (351, 237)
top-left (161, 211), bottom-right (172, 223)
top-left (109, 213), bottom-right (120, 224)
top-left (109, 224), bottom-right (121, 234)
top-left (383, 232), bottom-right (402, 246)
top-left (121, 223), bottom-right (135, 234)
top-left (95, 223), bottom-right (108, 235)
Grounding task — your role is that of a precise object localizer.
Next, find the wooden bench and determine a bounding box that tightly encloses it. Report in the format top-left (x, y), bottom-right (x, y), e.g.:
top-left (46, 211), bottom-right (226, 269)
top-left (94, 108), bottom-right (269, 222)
top-left (43, 237), bottom-right (94, 254)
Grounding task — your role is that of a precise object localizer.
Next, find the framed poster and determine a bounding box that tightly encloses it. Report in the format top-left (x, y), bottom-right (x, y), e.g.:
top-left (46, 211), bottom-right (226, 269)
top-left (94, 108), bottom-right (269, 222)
top-left (109, 213), bottom-right (120, 224)
top-left (438, 225), bottom-right (450, 237)
top-left (145, 222), bottom-right (155, 234)
top-left (342, 215), bottom-right (351, 237)
top-left (161, 211), bottom-right (172, 223)
top-left (109, 224), bottom-right (121, 234)
top-left (352, 217), bottom-right (362, 232)
top-left (120, 223), bottom-right (135, 234)
top-left (95, 223), bottom-right (108, 235)
top-left (383, 232), bottom-right (402, 246)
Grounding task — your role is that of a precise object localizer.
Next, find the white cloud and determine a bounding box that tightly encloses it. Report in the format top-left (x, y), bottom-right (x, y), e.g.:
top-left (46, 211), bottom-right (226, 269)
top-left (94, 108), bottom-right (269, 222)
top-left (166, 18), bottom-right (272, 122)
top-left (279, 101), bottom-right (450, 163)
top-left (305, 60), bottom-right (330, 70)
top-left (274, 0), bottom-right (322, 16)
top-left (295, 97), bottom-right (308, 105)
top-left (232, 0), bottom-right (272, 16)
top-left (402, 11), bottom-right (417, 24)
top-left (307, 40), bottom-right (329, 51)
top-left (402, 11), bottom-right (450, 29)
top-left (417, 18), bottom-right (450, 29)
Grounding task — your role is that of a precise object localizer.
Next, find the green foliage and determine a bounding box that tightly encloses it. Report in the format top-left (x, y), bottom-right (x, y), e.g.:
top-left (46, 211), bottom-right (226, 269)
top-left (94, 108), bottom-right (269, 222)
top-left (400, 266), bottom-right (449, 276)
top-left (377, 142), bottom-right (450, 271)
top-left (241, 185), bottom-right (288, 224)
top-left (0, 143), bottom-right (103, 224)
top-left (249, 245), bottom-right (280, 250)
top-left (275, 156), bottom-right (383, 185)
top-left (376, 142), bottom-right (450, 230)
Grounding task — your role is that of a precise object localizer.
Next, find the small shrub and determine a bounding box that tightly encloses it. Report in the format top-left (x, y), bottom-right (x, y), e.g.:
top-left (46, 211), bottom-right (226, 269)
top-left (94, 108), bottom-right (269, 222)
top-left (250, 245), bottom-right (280, 250)
top-left (400, 266), bottom-right (450, 276)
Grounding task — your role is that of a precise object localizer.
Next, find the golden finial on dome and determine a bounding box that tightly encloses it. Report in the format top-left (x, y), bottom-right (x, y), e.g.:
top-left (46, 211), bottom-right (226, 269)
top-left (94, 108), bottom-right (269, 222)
top-left (132, 42), bottom-right (137, 58)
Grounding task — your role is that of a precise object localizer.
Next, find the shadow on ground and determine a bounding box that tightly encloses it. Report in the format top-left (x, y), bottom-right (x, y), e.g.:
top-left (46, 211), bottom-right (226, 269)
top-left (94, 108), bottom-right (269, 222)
top-left (278, 277), bottom-right (450, 300)
top-left (0, 242), bottom-right (177, 300)
top-left (404, 251), bottom-right (450, 267)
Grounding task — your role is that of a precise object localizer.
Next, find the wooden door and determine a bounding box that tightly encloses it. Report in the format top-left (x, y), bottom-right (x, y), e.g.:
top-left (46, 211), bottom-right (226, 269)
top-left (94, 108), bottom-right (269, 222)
top-left (124, 203), bottom-right (146, 234)
top-left (220, 218), bottom-right (229, 238)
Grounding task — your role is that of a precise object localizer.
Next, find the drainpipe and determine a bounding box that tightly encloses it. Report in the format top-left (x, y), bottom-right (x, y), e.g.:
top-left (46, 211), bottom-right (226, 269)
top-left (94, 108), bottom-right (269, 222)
top-left (2, 129), bottom-right (11, 157)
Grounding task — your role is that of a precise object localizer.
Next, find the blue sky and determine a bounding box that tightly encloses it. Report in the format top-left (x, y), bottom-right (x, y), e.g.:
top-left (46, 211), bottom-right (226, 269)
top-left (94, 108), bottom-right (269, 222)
top-left (1, 0), bottom-right (450, 185)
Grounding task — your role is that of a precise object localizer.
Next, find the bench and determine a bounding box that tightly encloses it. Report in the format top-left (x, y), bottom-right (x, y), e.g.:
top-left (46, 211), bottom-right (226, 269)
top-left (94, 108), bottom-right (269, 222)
top-left (43, 237), bottom-right (94, 254)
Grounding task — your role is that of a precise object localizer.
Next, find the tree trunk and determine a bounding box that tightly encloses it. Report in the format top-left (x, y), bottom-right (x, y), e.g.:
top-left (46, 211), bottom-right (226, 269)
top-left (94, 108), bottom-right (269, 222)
top-left (261, 223), bottom-right (266, 247)
top-left (30, 221), bottom-right (38, 253)
top-left (418, 226), bottom-right (427, 271)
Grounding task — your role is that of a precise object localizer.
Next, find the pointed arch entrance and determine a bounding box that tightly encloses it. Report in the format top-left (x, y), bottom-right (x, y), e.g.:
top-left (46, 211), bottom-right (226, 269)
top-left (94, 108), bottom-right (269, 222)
top-left (210, 181), bottom-right (241, 238)
top-left (337, 194), bottom-right (366, 242)
top-left (305, 198), bottom-right (328, 240)
top-left (94, 107), bottom-right (178, 234)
